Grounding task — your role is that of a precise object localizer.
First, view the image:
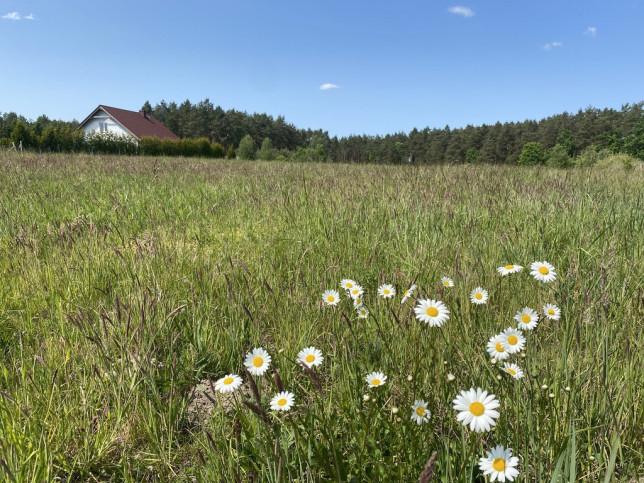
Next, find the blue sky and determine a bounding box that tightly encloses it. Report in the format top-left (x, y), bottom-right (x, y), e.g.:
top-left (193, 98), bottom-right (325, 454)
top-left (1, 1), bottom-right (643, 137)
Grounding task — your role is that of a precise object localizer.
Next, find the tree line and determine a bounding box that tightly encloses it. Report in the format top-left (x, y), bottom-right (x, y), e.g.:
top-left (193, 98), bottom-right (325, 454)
top-left (1, 100), bottom-right (643, 164)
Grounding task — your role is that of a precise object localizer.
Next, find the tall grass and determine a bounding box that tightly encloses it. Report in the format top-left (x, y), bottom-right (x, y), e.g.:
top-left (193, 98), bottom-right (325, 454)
top-left (0, 152), bottom-right (642, 481)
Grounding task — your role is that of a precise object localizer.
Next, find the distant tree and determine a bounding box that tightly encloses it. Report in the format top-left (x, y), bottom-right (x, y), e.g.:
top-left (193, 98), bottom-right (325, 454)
top-left (518, 142), bottom-right (546, 166)
top-left (10, 121), bottom-right (35, 149)
top-left (237, 134), bottom-right (256, 160)
top-left (546, 144), bottom-right (572, 168)
top-left (556, 129), bottom-right (577, 156)
top-left (465, 147), bottom-right (480, 164)
top-left (257, 137), bottom-right (276, 160)
top-left (141, 100), bottom-right (153, 114)
top-left (226, 145), bottom-right (235, 159)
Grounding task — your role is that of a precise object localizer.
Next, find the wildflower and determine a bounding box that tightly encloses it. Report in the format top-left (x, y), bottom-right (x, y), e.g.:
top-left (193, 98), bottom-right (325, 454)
top-left (414, 299), bottom-right (450, 327)
top-left (297, 347), bottom-right (323, 368)
top-left (447, 373), bottom-right (456, 382)
top-left (479, 445), bottom-right (520, 482)
top-left (470, 287), bottom-right (488, 305)
top-left (453, 387), bottom-right (500, 432)
top-left (244, 347), bottom-right (272, 376)
top-left (410, 400), bottom-right (431, 425)
top-left (502, 362), bottom-right (524, 380)
top-left (214, 374), bottom-right (243, 393)
top-left (357, 307), bottom-right (369, 318)
top-left (514, 307), bottom-right (538, 330)
top-left (530, 261), bottom-right (556, 283)
top-left (487, 334), bottom-right (511, 360)
top-left (401, 284), bottom-right (417, 304)
top-left (378, 284), bottom-right (395, 299)
top-left (366, 371), bottom-right (387, 388)
top-left (499, 327), bottom-right (526, 354)
top-left (322, 289), bottom-right (340, 306)
top-left (441, 277), bottom-right (454, 288)
top-left (349, 285), bottom-right (364, 299)
top-left (542, 303), bottom-right (561, 320)
top-left (391, 407), bottom-right (399, 414)
top-left (270, 391), bottom-right (295, 411)
top-left (496, 264), bottom-right (523, 276)
top-left (363, 394), bottom-right (370, 402)
top-left (340, 279), bottom-right (357, 290)
top-left (353, 296), bottom-right (363, 308)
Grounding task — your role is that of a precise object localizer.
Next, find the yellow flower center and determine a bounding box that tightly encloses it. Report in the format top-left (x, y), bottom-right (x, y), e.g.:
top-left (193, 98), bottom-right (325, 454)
top-left (371, 379), bottom-right (381, 386)
top-left (416, 407), bottom-right (425, 416)
top-left (444, 280), bottom-right (450, 286)
top-left (507, 368), bottom-right (516, 375)
top-left (521, 314), bottom-right (531, 323)
top-left (384, 289), bottom-right (390, 295)
top-left (277, 398), bottom-right (287, 406)
top-left (475, 293), bottom-right (483, 300)
top-left (253, 357), bottom-right (264, 367)
top-left (469, 401), bottom-right (485, 416)
top-left (404, 290), bottom-right (410, 296)
top-left (426, 307), bottom-right (439, 317)
top-left (495, 342), bottom-right (505, 353)
top-left (327, 296), bottom-right (335, 302)
top-left (352, 290), bottom-right (359, 295)
top-left (492, 458), bottom-right (506, 472)
top-left (539, 266), bottom-right (549, 275)
top-left (223, 377), bottom-right (234, 385)
top-left (305, 354), bottom-right (315, 363)
top-left (548, 309), bottom-right (555, 315)
top-left (505, 265), bottom-right (514, 270)
top-left (346, 282), bottom-right (353, 288)
top-left (355, 298), bottom-right (361, 305)
top-left (508, 335), bottom-right (518, 345)
top-left (361, 310), bottom-right (366, 316)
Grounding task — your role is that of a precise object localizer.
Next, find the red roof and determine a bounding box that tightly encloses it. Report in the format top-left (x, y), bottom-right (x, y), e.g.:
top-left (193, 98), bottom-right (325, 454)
top-left (78, 105), bottom-right (179, 140)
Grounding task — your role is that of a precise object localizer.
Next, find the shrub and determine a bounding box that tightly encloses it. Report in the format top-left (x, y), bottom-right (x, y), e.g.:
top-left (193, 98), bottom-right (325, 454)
top-left (546, 144), bottom-right (572, 168)
top-left (518, 142), bottom-right (546, 166)
top-left (465, 148), bottom-right (480, 164)
top-left (257, 138), bottom-right (276, 161)
top-left (226, 145), bottom-right (235, 159)
top-left (237, 135), bottom-right (256, 160)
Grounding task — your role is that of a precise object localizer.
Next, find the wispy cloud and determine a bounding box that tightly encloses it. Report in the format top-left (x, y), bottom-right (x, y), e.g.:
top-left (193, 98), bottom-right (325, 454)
top-left (584, 26), bottom-right (597, 37)
top-left (25, 13), bottom-right (35, 20)
top-left (543, 41), bottom-right (563, 51)
top-left (2, 12), bottom-right (20, 20)
top-left (319, 83), bottom-right (339, 91)
top-left (448, 6), bottom-right (475, 18)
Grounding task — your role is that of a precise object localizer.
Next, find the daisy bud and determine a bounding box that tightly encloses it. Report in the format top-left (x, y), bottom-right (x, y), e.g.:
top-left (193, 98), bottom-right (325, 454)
top-left (447, 373), bottom-right (456, 381)
top-left (407, 375), bottom-right (413, 381)
top-left (363, 394), bottom-right (370, 402)
top-left (396, 417), bottom-right (402, 423)
top-left (541, 384), bottom-right (548, 390)
top-left (589, 455), bottom-right (595, 461)
top-left (549, 393), bottom-right (555, 398)
top-left (490, 358), bottom-right (497, 365)
top-left (392, 407), bottom-right (399, 414)
top-left (565, 386), bottom-right (571, 392)
top-left (520, 352), bottom-right (527, 358)
top-left (496, 375), bottom-right (502, 380)
top-left (443, 361), bottom-right (448, 365)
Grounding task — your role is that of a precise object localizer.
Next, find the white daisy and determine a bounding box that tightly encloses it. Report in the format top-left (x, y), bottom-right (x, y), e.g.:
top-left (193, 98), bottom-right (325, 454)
top-left (378, 284), bottom-right (396, 299)
top-left (453, 387), bottom-right (500, 433)
top-left (479, 445), bottom-right (520, 482)
top-left (340, 279), bottom-right (357, 290)
top-left (214, 374), bottom-right (243, 393)
top-left (322, 289), bottom-right (340, 306)
top-left (496, 264), bottom-right (523, 276)
top-left (270, 391), bottom-right (295, 411)
top-left (349, 285), bottom-right (364, 299)
top-left (297, 346), bottom-right (323, 368)
top-left (366, 371), bottom-right (387, 388)
top-left (353, 296), bottom-right (363, 308)
top-left (400, 284), bottom-right (417, 304)
top-left (414, 299), bottom-right (450, 327)
top-left (357, 307), bottom-right (369, 319)
top-left (502, 363), bottom-right (524, 380)
top-left (410, 399), bottom-right (431, 425)
top-left (499, 328), bottom-right (526, 354)
top-left (487, 334), bottom-right (511, 361)
top-left (530, 261), bottom-right (556, 283)
top-left (514, 307), bottom-right (539, 330)
top-left (470, 287), bottom-right (488, 305)
top-left (441, 277), bottom-right (455, 288)
top-left (542, 303), bottom-right (561, 320)
top-left (244, 347), bottom-right (271, 376)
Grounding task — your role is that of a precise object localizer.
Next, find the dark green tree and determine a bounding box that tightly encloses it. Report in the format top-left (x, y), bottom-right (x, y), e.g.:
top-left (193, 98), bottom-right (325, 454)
top-left (518, 142), bottom-right (546, 166)
top-left (237, 134), bottom-right (256, 160)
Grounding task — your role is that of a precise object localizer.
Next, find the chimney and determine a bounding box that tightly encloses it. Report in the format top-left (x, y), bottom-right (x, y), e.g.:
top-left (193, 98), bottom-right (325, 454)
top-left (140, 110), bottom-right (148, 119)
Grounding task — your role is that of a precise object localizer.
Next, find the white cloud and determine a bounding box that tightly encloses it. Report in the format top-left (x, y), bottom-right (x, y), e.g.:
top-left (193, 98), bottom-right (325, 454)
top-left (584, 26), bottom-right (597, 37)
top-left (319, 83), bottom-right (339, 90)
top-left (448, 6), bottom-right (475, 18)
top-left (2, 12), bottom-right (20, 20)
top-left (25, 13), bottom-right (35, 20)
top-left (543, 41), bottom-right (563, 50)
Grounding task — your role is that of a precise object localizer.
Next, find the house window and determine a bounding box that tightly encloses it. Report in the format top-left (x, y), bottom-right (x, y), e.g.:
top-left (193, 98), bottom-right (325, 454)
top-left (100, 122), bottom-right (108, 132)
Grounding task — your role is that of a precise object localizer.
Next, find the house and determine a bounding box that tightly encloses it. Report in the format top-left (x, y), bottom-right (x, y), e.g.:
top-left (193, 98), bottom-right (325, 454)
top-left (78, 105), bottom-right (179, 140)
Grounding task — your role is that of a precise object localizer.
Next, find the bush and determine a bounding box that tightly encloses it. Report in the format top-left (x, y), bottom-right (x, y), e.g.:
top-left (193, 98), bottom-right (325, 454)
top-left (465, 148), bottom-right (480, 164)
top-left (546, 144), bottom-right (572, 168)
top-left (518, 142), bottom-right (546, 166)
top-left (226, 145), bottom-right (235, 159)
top-left (237, 135), bottom-right (256, 160)
top-left (85, 132), bottom-right (138, 155)
top-left (574, 147), bottom-right (610, 168)
top-left (257, 138), bottom-right (276, 161)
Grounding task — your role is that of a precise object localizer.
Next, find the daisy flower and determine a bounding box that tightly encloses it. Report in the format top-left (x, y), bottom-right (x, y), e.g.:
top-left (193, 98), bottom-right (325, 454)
top-left (514, 307), bottom-right (538, 330)
top-left (470, 287), bottom-right (489, 305)
top-left (453, 387), bottom-right (500, 433)
top-left (270, 391), bottom-right (295, 411)
top-left (349, 285), bottom-right (364, 299)
top-left (499, 328), bottom-right (525, 354)
top-left (502, 363), bottom-right (524, 380)
top-left (353, 296), bottom-right (363, 308)
top-left (378, 284), bottom-right (396, 298)
top-left (214, 374), bottom-right (243, 393)
top-left (530, 261), bottom-right (556, 283)
top-left (496, 264), bottom-right (523, 276)
top-left (414, 299), bottom-right (450, 327)
top-left (357, 307), bottom-right (369, 318)
top-left (322, 289), bottom-right (340, 306)
top-left (410, 399), bottom-right (431, 425)
top-left (340, 279), bottom-right (357, 290)
top-left (297, 347), bottom-right (323, 368)
top-left (244, 347), bottom-right (271, 376)
top-left (542, 303), bottom-right (561, 320)
top-left (479, 445), bottom-right (520, 482)
top-left (366, 371), bottom-right (387, 388)
top-left (441, 277), bottom-right (455, 288)
top-left (487, 334), bottom-right (511, 361)
top-left (400, 284), bottom-right (417, 304)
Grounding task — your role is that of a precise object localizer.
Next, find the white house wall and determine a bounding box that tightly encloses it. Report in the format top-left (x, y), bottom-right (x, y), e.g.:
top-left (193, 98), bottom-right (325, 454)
top-left (83, 114), bottom-right (132, 138)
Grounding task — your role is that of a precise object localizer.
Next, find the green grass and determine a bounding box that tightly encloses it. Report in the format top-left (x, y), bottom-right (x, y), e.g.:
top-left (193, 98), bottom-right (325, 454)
top-left (0, 152), bottom-right (642, 482)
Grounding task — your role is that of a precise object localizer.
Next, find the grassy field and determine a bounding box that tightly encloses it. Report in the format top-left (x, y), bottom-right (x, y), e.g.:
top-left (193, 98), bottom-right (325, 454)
top-left (0, 152), bottom-right (642, 482)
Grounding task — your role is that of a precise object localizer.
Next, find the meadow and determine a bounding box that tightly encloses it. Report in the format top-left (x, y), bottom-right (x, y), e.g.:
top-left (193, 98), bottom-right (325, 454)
top-left (0, 152), bottom-right (642, 482)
